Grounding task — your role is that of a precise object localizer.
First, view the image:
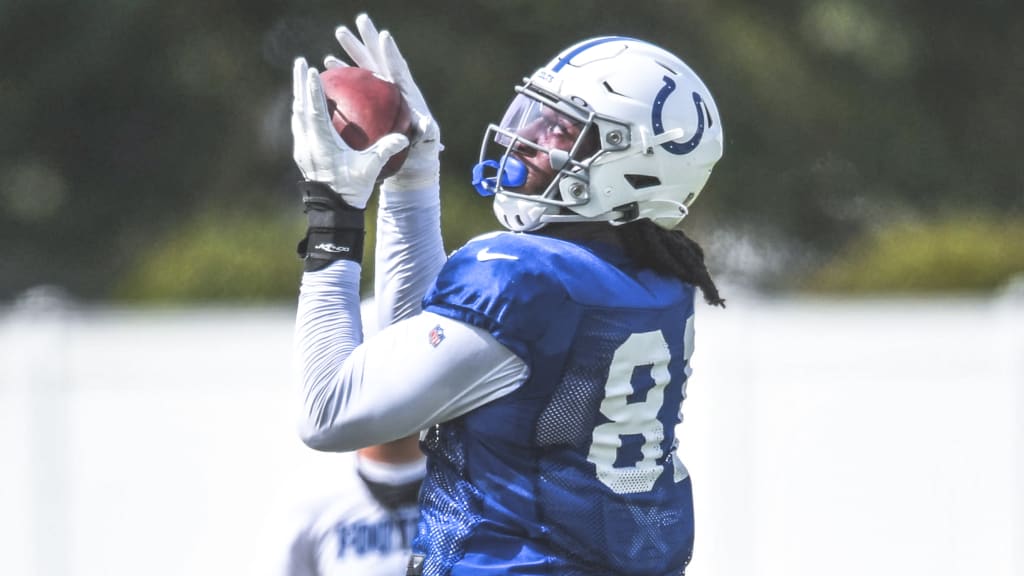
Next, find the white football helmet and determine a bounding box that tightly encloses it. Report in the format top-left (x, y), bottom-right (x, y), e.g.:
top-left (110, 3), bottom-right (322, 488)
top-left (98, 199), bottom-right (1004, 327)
top-left (472, 36), bottom-right (724, 232)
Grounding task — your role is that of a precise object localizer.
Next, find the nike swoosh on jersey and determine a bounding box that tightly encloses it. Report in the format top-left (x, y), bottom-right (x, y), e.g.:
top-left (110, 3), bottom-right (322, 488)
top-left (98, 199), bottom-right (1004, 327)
top-left (476, 247), bottom-right (519, 262)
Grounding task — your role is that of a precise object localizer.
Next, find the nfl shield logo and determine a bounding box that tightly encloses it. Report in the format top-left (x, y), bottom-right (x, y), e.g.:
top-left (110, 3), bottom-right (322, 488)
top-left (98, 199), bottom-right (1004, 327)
top-left (428, 324), bottom-right (446, 347)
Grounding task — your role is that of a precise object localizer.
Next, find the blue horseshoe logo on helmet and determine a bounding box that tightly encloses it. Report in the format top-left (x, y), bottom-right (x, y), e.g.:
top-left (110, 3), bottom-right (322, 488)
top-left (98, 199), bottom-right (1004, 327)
top-left (651, 76), bottom-right (705, 155)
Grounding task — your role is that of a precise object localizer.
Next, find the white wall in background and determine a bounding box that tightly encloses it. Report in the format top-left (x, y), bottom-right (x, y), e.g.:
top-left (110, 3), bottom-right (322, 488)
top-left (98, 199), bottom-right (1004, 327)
top-left (1, 292), bottom-right (1021, 576)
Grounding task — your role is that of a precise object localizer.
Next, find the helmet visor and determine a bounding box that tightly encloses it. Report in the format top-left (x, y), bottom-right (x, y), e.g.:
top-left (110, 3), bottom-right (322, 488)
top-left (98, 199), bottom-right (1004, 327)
top-left (492, 94), bottom-right (598, 161)
top-left (473, 92), bottom-right (598, 203)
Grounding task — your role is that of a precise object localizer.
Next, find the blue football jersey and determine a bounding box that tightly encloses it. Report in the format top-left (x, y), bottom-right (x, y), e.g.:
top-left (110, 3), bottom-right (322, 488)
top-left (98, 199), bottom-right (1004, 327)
top-left (418, 232), bottom-right (697, 576)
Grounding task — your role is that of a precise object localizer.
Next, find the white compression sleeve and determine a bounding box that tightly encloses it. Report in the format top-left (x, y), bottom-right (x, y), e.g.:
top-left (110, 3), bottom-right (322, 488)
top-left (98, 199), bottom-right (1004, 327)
top-left (295, 184), bottom-right (527, 453)
top-left (295, 304), bottom-right (528, 452)
top-left (294, 261), bottom-right (364, 410)
top-left (374, 185), bottom-right (446, 327)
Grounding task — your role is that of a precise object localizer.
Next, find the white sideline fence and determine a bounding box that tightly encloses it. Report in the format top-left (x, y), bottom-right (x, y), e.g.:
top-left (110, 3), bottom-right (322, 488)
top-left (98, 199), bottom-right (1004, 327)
top-left (1, 288), bottom-right (1021, 576)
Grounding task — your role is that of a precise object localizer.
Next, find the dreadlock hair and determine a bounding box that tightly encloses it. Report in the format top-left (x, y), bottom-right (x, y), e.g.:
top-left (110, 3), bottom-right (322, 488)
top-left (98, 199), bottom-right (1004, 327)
top-left (617, 218), bottom-right (725, 308)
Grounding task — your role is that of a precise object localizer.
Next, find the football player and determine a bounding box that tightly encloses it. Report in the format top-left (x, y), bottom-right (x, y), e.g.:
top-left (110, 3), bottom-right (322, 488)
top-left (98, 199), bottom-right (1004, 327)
top-left (261, 301), bottom-right (425, 576)
top-left (260, 437), bottom-right (424, 576)
top-left (290, 13), bottom-right (724, 575)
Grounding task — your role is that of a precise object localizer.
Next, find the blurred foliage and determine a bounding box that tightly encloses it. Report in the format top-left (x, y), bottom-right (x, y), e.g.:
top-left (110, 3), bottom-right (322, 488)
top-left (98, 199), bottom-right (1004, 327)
top-left (807, 214), bottom-right (1024, 293)
top-left (115, 211), bottom-right (305, 303)
top-left (0, 0), bottom-right (1021, 301)
top-left (115, 174), bottom-right (494, 301)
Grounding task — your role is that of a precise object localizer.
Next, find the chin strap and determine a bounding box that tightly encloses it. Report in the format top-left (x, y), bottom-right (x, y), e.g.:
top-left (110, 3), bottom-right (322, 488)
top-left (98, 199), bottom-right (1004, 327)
top-left (609, 198), bottom-right (688, 226)
top-left (646, 197), bottom-right (690, 219)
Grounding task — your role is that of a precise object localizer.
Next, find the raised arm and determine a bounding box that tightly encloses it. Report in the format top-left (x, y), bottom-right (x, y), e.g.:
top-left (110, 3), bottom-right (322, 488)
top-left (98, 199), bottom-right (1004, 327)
top-left (289, 26), bottom-right (410, 442)
top-left (290, 16), bottom-right (526, 452)
top-left (329, 14), bottom-right (446, 328)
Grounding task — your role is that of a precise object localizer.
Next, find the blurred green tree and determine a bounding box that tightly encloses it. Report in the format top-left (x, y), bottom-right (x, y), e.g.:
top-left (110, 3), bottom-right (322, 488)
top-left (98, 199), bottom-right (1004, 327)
top-left (1, 0), bottom-right (1020, 301)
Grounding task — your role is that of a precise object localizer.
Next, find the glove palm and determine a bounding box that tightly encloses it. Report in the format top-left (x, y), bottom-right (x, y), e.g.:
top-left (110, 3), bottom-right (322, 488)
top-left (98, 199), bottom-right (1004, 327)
top-left (291, 57), bottom-right (409, 208)
top-left (330, 14), bottom-right (442, 192)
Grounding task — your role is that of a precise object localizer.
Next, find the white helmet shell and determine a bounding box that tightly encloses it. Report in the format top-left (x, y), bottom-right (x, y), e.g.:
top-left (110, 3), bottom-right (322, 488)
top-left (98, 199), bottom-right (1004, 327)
top-left (476, 36), bottom-right (723, 231)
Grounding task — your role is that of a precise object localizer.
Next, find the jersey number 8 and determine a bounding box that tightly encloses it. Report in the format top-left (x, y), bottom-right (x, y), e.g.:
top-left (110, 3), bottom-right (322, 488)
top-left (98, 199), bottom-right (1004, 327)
top-left (586, 321), bottom-right (693, 494)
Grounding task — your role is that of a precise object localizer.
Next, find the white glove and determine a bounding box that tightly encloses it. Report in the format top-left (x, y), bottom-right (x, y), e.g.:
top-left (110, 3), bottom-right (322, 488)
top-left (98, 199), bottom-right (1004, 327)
top-left (291, 57), bottom-right (409, 209)
top-left (328, 14), bottom-right (442, 192)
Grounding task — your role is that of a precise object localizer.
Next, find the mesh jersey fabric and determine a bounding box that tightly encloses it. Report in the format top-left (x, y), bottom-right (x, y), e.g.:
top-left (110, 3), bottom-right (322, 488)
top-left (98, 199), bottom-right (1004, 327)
top-left (417, 231), bottom-right (697, 576)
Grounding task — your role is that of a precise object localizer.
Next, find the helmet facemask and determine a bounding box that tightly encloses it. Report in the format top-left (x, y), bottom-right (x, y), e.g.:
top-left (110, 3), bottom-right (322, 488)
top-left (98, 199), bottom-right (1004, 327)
top-left (472, 82), bottom-right (629, 231)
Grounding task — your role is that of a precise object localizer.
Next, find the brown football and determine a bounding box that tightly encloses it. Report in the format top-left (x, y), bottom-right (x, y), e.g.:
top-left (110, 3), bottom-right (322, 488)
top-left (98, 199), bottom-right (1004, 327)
top-left (319, 67), bottom-right (412, 180)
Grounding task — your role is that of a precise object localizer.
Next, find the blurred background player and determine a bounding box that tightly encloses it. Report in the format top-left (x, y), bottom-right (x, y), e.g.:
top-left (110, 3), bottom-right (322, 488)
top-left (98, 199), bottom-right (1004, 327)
top-left (290, 13), bottom-right (723, 576)
top-left (259, 300), bottom-right (425, 576)
top-left (259, 436), bottom-right (424, 576)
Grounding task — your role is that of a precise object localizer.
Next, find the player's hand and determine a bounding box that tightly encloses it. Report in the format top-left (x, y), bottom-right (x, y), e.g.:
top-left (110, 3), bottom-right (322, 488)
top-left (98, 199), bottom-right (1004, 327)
top-left (291, 57), bottom-right (409, 209)
top-left (329, 13), bottom-right (442, 192)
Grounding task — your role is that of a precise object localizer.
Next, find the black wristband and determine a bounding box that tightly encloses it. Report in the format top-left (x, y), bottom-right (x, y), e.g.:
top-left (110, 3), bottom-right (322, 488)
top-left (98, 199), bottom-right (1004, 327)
top-left (296, 181), bottom-right (366, 270)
